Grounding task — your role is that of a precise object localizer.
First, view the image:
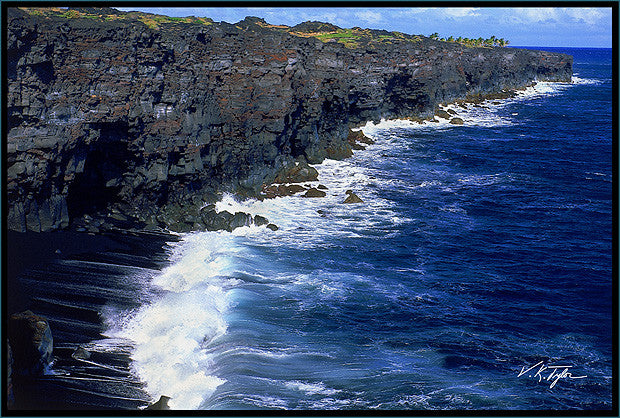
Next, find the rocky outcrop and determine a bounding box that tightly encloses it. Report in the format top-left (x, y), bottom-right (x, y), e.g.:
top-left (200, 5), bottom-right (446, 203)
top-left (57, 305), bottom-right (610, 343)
top-left (6, 8), bottom-right (573, 233)
top-left (303, 188), bottom-right (327, 198)
top-left (146, 395), bottom-right (171, 410)
top-left (7, 311), bottom-right (54, 377)
top-left (273, 161), bottom-right (319, 184)
top-left (343, 190), bottom-right (363, 204)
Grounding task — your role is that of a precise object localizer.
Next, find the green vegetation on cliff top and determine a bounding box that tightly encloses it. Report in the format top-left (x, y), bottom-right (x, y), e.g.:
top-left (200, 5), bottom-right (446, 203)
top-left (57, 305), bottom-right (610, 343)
top-left (18, 7), bottom-right (507, 49)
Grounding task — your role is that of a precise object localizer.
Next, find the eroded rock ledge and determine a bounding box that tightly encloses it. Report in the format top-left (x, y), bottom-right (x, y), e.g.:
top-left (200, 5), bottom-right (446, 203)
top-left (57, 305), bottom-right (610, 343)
top-left (6, 8), bottom-right (573, 233)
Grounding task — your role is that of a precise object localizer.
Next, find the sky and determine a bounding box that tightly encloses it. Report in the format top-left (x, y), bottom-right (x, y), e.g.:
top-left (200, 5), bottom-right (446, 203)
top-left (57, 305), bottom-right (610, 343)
top-left (116, 6), bottom-right (613, 48)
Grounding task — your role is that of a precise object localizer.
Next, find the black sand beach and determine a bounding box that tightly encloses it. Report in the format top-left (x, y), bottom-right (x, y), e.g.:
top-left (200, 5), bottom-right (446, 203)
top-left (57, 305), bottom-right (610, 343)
top-left (5, 229), bottom-right (178, 410)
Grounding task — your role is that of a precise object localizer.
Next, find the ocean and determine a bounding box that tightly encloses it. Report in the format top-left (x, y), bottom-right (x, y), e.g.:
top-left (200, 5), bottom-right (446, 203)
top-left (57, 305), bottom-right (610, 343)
top-left (16, 47), bottom-right (613, 411)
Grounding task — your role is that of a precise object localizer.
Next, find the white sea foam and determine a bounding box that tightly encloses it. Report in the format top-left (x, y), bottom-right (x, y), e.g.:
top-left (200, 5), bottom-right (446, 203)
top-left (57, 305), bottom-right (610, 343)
top-left (242, 394), bottom-right (288, 409)
top-left (307, 397), bottom-right (354, 409)
top-left (118, 289), bottom-right (227, 409)
top-left (457, 173), bottom-right (507, 187)
top-left (112, 147), bottom-right (407, 409)
top-left (214, 153), bottom-right (407, 251)
top-left (358, 79), bottom-right (578, 135)
top-left (571, 76), bottom-right (603, 85)
top-left (285, 380), bottom-right (341, 396)
top-left (512, 81), bottom-right (571, 100)
top-left (106, 231), bottom-right (249, 409)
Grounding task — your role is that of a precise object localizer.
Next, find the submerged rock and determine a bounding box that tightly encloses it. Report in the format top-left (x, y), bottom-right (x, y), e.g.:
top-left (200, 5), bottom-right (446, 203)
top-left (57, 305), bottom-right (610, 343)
top-left (266, 223), bottom-right (279, 231)
top-left (343, 190), bottom-right (363, 204)
top-left (347, 129), bottom-right (374, 145)
top-left (285, 184), bottom-right (307, 195)
top-left (303, 188), bottom-right (327, 198)
top-left (262, 183), bottom-right (307, 199)
top-left (435, 109), bottom-right (452, 119)
top-left (71, 347), bottom-right (91, 360)
top-left (450, 117), bottom-right (464, 125)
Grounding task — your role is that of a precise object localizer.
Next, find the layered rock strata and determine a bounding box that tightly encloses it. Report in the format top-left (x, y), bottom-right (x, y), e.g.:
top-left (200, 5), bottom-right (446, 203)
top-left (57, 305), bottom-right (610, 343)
top-left (6, 8), bottom-right (573, 232)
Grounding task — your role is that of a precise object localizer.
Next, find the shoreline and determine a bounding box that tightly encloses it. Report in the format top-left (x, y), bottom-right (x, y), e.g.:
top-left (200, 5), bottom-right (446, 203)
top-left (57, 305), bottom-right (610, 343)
top-left (6, 229), bottom-right (179, 410)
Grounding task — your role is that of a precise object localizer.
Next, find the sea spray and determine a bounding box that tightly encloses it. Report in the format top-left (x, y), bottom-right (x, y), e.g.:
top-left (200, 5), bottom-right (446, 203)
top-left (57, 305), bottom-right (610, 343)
top-left (111, 232), bottom-right (245, 409)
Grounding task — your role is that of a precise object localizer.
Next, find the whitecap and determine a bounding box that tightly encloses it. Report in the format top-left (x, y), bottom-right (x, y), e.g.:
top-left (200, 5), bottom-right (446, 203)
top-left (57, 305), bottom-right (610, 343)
top-left (284, 380), bottom-right (341, 396)
top-left (110, 286), bottom-right (229, 409)
top-left (105, 230), bottom-right (252, 409)
top-left (571, 76), bottom-right (603, 85)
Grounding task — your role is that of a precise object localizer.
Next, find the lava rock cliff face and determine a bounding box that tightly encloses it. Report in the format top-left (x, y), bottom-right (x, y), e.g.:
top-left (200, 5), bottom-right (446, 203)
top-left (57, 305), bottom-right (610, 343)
top-left (6, 8), bottom-right (573, 232)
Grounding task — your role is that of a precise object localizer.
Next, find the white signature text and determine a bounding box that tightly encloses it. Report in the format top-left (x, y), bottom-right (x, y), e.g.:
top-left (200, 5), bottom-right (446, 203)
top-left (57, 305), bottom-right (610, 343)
top-left (517, 361), bottom-right (587, 388)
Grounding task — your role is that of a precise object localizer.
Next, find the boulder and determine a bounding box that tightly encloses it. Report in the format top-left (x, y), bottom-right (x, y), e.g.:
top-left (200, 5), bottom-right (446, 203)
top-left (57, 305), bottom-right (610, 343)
top-left (274, 162), bottom-right (319, 184)
top-left (266, 223), bottom-right (278, 231)
top-left (71, 347), bottom-right (91, 360)
top-left (347, 129), bottom-right (374, 145)
top-left (8, 311), bottom-right (53, 376)
top-left (450, 117), bottom-right (464, 125)
top-left (229, 212), bottom-right (252, 229)
top-left (168, 221), bottom-right (193, 233)
top-left (261, 184), bottom-right (307, 199)
top-left (303, 188), bottom-right (326, 198)
top-left (253, 215), bottom-right (269, 226)
top-left (343, 190), bottom-right (363, 204)
top-left (200, 209), bottom-right (229, 231)
top-left (146, 395), bottom-right (171, 410)
top-left (435, 109), bottom-right (451, 119)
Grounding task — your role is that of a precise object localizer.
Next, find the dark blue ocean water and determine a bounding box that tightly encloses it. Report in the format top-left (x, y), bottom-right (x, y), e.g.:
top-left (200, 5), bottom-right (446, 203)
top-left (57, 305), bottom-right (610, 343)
top-left (108, 47), bottom-right (613, 410)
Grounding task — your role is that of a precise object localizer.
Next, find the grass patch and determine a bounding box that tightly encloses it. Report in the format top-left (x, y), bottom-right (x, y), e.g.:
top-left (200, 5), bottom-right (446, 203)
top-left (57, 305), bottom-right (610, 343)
top-left (61, 10), bottom-right (80, 18)
top-left (294, 27), bottom-right (422, 49)
top-left (139, 17), bottom-right (159, 30)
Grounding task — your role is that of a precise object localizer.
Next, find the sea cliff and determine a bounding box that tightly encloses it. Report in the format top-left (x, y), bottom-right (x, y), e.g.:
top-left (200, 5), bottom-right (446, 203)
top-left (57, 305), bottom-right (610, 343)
top-left (6, 7), bottom-right (573, 233)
